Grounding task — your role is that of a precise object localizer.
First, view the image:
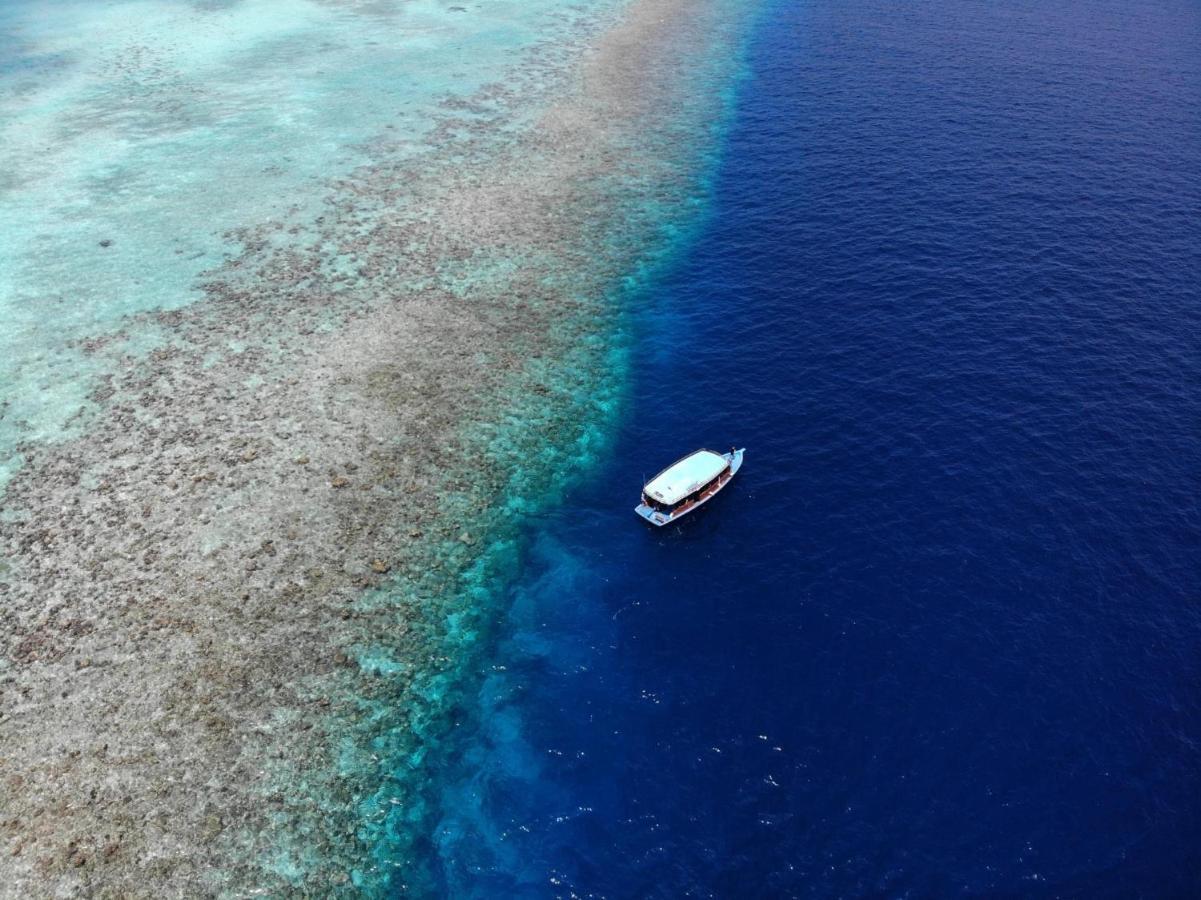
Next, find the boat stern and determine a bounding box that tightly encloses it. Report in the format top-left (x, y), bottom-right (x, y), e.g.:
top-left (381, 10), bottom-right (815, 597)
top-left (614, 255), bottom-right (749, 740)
top-left (634, 502), bottom-right (672, 527)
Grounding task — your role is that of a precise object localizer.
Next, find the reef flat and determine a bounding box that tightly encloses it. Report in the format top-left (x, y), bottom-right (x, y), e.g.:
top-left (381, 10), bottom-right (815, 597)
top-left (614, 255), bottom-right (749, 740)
top-left (0, 0), bottom-right (754, 895)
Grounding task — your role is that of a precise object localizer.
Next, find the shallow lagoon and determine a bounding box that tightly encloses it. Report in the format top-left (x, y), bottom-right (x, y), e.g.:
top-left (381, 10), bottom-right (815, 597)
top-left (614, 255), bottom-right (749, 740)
top-left (0, 0), bottom-right (622, 477)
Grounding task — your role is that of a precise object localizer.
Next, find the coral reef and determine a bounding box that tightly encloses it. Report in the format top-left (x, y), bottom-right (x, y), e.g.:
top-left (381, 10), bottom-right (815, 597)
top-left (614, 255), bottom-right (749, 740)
top-left (0, 0), bottom-right (753, 895)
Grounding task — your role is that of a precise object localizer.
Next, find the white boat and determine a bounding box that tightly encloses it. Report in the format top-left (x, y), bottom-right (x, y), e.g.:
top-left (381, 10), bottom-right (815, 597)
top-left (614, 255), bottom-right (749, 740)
top-left (635, 447), bottom-right (744, 527)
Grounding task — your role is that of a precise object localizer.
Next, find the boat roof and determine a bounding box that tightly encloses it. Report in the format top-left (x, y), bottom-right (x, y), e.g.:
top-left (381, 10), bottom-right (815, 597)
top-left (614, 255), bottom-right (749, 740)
top-left (643, 449), bottom-right (728, 505)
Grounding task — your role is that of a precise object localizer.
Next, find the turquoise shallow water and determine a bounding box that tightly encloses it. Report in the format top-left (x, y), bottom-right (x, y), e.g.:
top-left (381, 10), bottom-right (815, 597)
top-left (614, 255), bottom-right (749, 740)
top-left (0, 0), bottom-right (621, 482)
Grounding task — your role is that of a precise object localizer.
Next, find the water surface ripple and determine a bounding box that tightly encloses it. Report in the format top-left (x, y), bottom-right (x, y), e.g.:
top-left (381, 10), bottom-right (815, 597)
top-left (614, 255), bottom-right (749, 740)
top-left (431, 0), bottom-right (1201, 896)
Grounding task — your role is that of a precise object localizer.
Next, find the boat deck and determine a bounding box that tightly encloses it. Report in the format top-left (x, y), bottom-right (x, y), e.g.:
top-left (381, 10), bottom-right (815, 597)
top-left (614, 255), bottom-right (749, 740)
top-left (635, 448), bottom-right (743, 526)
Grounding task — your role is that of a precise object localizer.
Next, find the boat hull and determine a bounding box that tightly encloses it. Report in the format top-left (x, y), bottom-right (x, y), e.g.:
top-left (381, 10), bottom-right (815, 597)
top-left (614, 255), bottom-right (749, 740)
top-left (635, 448), bottom-right (744, 526)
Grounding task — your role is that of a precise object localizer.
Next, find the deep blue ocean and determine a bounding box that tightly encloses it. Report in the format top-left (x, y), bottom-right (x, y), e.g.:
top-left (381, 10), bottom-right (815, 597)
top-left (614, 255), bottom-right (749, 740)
top-left (429, 0), bottom-right (1201, 895)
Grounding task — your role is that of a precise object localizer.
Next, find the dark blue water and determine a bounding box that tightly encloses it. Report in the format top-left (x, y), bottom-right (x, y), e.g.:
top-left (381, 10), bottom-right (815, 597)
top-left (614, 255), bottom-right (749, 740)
top-left (433, 0), bottom-right (1201, 895)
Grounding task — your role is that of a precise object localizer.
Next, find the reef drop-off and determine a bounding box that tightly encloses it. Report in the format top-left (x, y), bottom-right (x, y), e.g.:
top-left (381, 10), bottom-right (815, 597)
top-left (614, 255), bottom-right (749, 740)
top-left (0, 0), bottom-right (757, 895)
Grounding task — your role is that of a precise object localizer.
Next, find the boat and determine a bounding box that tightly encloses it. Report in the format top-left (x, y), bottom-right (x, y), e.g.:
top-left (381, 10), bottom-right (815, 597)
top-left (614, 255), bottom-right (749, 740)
top-left (635, 447), bottom-right (744, 527)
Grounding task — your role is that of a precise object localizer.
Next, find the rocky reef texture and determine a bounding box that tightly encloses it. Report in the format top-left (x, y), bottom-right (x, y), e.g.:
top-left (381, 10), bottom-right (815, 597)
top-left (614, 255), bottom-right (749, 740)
top-left (0, 0), bottom-right (753, 895)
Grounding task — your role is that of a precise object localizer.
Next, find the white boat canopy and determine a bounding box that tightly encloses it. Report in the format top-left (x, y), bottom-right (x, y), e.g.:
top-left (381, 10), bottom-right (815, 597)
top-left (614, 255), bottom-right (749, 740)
top-left (643, 450), bottom-right (729, 506)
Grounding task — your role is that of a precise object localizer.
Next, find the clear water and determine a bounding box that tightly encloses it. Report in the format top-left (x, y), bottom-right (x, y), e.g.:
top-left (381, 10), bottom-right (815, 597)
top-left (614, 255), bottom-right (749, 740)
top-left (429, 0), bottom-right (1201, 895)
top-left (0, 0), bottom-right (617, 481)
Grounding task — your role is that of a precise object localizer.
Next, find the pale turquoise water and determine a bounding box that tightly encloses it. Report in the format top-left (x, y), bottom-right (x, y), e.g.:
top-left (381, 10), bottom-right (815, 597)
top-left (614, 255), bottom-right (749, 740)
top-left (0, 0), bottom-right (621, 482)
